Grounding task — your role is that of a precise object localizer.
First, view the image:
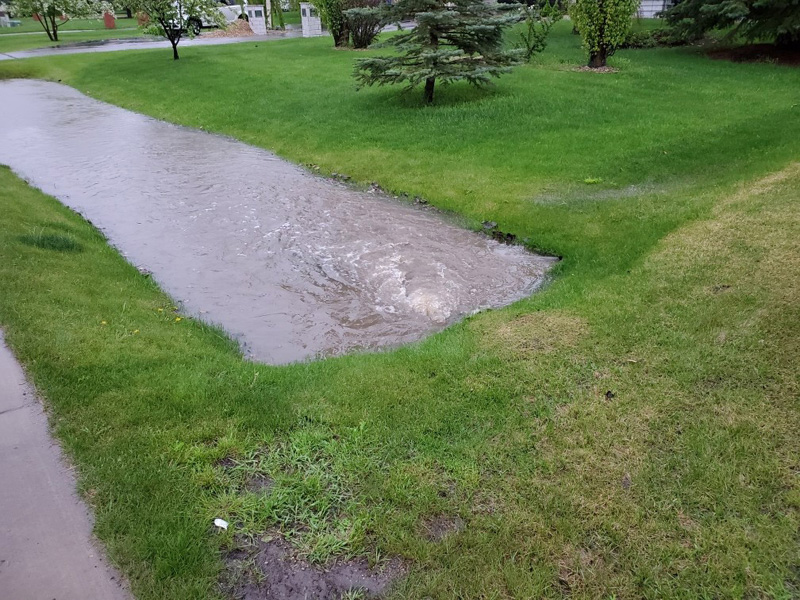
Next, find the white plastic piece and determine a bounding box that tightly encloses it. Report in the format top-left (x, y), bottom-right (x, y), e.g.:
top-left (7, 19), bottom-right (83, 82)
top-left (214, 518), bottom-right (229, 530)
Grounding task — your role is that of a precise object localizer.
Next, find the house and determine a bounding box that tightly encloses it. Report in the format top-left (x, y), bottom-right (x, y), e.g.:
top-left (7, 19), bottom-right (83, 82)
top-left (638, 0), bottom-right (673, 19)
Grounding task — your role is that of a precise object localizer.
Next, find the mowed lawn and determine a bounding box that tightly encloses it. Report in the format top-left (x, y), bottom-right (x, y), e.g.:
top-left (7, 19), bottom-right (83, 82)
top-left (0, 24), bottom-right (798, 599)
top-left (0, 16), bottom-right (143, 53)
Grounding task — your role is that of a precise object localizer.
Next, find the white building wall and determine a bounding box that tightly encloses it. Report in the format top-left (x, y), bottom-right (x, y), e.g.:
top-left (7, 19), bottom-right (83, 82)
top-left (638, 0), bottom-right (671, 18)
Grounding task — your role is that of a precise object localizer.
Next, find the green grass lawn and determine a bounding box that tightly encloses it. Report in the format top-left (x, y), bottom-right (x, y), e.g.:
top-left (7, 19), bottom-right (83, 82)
top-left (282, 9), bottom-right (300, 25)
top-left (0, 16), bottom-right (139, 34)
top-left (0, 27), bottom-right (146, 54)
top-left (0, 24), bottom-right (798, 600)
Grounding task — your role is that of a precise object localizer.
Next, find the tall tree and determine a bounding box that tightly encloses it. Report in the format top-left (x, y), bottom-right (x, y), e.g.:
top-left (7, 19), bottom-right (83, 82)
top-left (354, 0), bottom-right (523, 104)
top-left (125, 0), bottom-right (224, 59)
top-left (13, 0), bottom-right (111, 41)
top-left (570, 0), bottom-right (638, 68)
top-left (662, 0), bottom-right (800, 48)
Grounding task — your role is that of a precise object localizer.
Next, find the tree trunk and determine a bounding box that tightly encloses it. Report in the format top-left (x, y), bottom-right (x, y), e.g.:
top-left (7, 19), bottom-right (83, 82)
top-left (588, 48), bottom-right (607, 68)
top-left (423, 77), bottom-right (435, 104)
top-left (423, 30), bottom-right (438, 104)
top-left (172, 41), bottom-right (180, 60)
top-left (334, 24), bottom-right (349, 47)
top-left (126, 8), bottom-right (132, 18)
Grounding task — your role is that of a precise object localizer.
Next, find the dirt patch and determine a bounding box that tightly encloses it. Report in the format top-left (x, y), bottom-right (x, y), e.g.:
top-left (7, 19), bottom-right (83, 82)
top-left (574, 65), bottom-right (619, 73)
top-left (557, 547), bottom-right (604, 594)
top-left (707, 44), bottom-right (800, 67)
top-left (245, 474), bottom-right (274, 494)
top-left (226, 537), bottom-right (405, 600)
top-left (422, 515), bottom-right (465, 541)
top-left (216, 456), bottom-right (237, 469)
top-left (202, 19), bottom-right (254, 38)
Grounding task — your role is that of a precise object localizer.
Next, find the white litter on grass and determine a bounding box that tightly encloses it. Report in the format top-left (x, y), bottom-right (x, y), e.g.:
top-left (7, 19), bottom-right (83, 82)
top-left (214, 518), bottom-right (229, 530)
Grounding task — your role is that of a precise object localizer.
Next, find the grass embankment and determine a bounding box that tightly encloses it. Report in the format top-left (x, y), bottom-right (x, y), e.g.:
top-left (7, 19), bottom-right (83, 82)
top-left (0, 16), bottom-right (139, 34)
top-left (0, 27), bottom-right (144, 54)
top-left (0, 16), bottom-right (141, 53)
top-left (1, 24), bottom-right (799, 599)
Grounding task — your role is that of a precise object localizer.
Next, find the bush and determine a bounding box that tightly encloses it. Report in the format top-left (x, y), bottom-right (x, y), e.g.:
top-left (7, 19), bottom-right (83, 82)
top-left (620, 29), bottom-right (657, 49)
top-left (650, 26), bottom-right (695, 47)
top-left (344, 0), bottom-right (383, 49)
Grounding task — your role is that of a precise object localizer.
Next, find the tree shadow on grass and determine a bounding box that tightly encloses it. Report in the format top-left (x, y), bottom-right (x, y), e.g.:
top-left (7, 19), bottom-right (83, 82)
top-left (357, 80), bottom-right (505, 110)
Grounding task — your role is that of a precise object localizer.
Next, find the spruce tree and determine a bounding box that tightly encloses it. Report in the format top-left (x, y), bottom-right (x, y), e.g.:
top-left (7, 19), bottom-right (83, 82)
top-left (353, 0), bottom-right (523, 104)
top-left (662, 0), bottom-right (800, 48)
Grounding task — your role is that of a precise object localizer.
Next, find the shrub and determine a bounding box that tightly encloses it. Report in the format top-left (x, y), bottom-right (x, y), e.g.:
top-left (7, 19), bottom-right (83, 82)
top-left (344, 0), bottom-right (383, 49)
top-left (620, 29), bottom-right (657, 49)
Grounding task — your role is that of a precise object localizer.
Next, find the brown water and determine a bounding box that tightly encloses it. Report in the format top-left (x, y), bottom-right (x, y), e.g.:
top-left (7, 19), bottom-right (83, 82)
top-left (0, 80), bottom-right (554, 364)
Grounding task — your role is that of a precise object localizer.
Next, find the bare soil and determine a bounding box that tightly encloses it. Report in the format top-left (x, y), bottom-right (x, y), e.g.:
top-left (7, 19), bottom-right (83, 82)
top-left (574, 65), bottom-right (619, 74)
top-left (225, 537), bottom-right (405, 600)
top-left (422, 515), bottom-right (465, 541)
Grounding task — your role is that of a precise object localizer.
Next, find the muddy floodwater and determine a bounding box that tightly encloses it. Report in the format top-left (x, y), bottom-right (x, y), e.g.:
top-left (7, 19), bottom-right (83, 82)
top-left (0, 80), bottom-right (554, 364)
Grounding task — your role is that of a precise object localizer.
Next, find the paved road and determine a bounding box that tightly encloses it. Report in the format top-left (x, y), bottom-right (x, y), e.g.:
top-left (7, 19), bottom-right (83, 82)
top-left (0, 29), bottom-right (301, 60)
top-left (0, 332), bottom-right (131, 600)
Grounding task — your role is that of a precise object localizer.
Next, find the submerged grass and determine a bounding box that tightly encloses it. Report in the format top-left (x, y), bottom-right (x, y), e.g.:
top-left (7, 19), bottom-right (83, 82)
top-left (0, 24), bottom-right (798, 599)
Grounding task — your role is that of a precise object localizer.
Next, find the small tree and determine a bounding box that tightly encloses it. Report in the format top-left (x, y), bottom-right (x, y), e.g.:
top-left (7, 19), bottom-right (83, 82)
top-left (270, 0), bottom-right (285, 29)
top-left (570, 0), bottom-right (638, 68)
top-left (126, 0), bottom-right (223, 59)
top-left (312, 0), bottom-right (348, 46)
top-left (13, 0), bottom-right (111, 41)
top-left (517, 0), bottom-right (562, 61)
top-left (354, 0), bottom-right (523, 104)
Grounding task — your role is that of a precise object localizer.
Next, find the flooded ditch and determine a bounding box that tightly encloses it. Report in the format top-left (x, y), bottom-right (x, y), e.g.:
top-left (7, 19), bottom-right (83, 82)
top-left (0, 79), bottom-right (554, 364)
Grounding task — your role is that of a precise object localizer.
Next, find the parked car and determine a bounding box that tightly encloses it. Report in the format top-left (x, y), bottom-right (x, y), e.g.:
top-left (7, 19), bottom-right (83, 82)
top-left (185, 0), bottom-right (247, 35)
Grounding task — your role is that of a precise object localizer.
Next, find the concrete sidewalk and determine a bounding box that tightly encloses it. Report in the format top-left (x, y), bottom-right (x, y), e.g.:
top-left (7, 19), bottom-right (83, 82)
top-left (0, 332), bottom-right (130, 600)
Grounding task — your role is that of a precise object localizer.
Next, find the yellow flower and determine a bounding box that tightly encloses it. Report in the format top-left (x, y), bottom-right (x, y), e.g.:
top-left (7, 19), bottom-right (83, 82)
top-left (101, 320), bottom-right (107, 326)
top-left (133, 329), bottom-right (140, 334)
top-left (175, 317), bottom-right (182, 322)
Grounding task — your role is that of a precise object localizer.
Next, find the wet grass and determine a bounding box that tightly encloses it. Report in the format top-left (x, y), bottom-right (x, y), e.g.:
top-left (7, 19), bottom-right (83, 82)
top-left (0, 27), bottom-right (146, 54)
top-left (0, 16), bottom-right (139, 34)
top-left (0, 24), bottom-right (799, 600)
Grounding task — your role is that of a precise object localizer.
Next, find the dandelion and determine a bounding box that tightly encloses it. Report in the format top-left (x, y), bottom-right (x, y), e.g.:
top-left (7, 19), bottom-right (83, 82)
top-left (133, 329), bottom-right (140, 334)
top-left (101, 320), bottom-right (107, 326)
top-left (175, 317), bottom-right (182, 322)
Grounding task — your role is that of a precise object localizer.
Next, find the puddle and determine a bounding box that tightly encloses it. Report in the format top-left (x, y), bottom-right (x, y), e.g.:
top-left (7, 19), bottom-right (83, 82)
top-left (0, 79), bottom-right (554, 364)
